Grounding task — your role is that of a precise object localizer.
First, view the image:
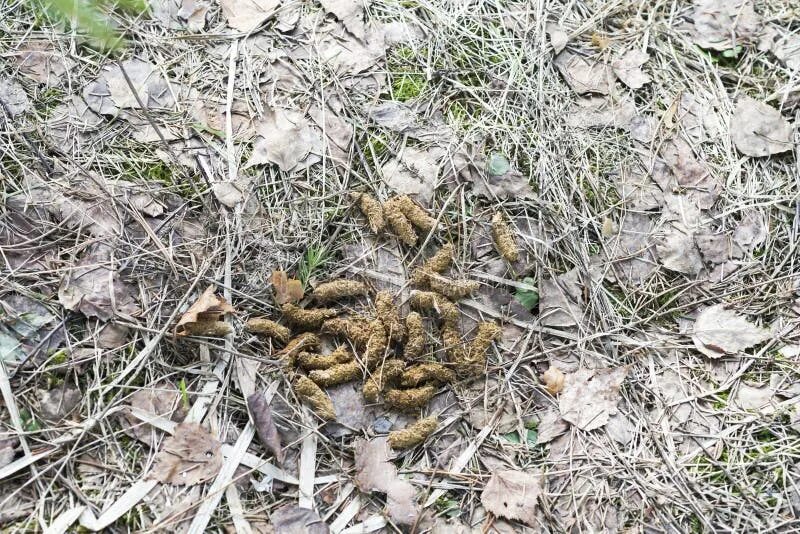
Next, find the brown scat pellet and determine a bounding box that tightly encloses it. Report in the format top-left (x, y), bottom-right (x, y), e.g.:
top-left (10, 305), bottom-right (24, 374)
top-left (282, 303), bottom-right (339, 330)
top-left (395, 195), bottom-right (437, 233)
top-left (422, 243), bottom-right (454, 274)
top-left (401, 363), bottom-right (456, 387)
top-left (384, 198), bottom-right (418, 246)
top-left (363, 319), bottom-right (389, 369)
top-left (410, 291), bottom-right (460, 326)
top-left (457, 321), bottom-right (501, 376)
top-left (309, 361), bottom-right (362, 387)
top-left (403, 312), bottom-right (425, 360)
top-left (352, 192), bottom-right (386, 233)
top-left (441, 321), bottom-right (466, 364)
top-left (491, 212), bottom-right (519, 262)
top-left (297, 348), bottom-right (353, 371)
top-left (384, 385), bottom-right (437, 411)
top-left (293, 376), bottom-right (336, 420)
top-left (322, 316), bottom-right (372, 347)
top-left (278, 333), bottom-right (320, 367)
top-left (312, 279), bottom-right (368, 303)
top-left (388, 416), bottom-right (438, 449)
top-left (375, 290), bottom-right (405, 342)
top-left (363, 358), bottom-right (406, 402)
top-left (245, 318), bottom-right (291, 344)
top-left (425, 274), bottom-right (479, 301)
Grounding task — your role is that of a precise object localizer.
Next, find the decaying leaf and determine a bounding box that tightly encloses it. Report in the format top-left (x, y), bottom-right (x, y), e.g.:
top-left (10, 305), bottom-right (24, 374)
top-left (656, 227), bottom-right (704, 276)
top-left (688, 0), bottom-right (763, 51)
top-left (39, 385), bottom-right (82, 422)
top-left (124, 382), bottom-right (187, 442)
top-left (101, 59), bottom-right (175, 111)
top-left (271, 271), bottom-right (304, 305)
top-left (150, 422), bottom-right (223, 485)
top-left (149, 0), bottom-right (210, 31)
top-left (542, 366), bottom-right (565, 395)
top-left (174, 286), bottom-right (234, 337)
top-left (320, 0), bottom-right (365, 40)
top-left (381, 147), bottom-right (441, 206)
top-left (481, 469), bottom-right (543, 526)
top-left (546, 23), bottom-right (569, 55)
top-left (0, 77), bottom-right (30, 117)
top-left (245, 107), bottom-right (322, 171)
top-left (219, 0), bottom-right (279, 32)
top-left (11, 42), bottom-right (76, 86)
top-left (271, 504), bottom-right (329, 534)
top-left (247, 391), bottom-right (284, 464)
top-left (539, 269), bottom-right (583, 327)
top-left (611, 49), bottom-right (651, 89)
top-left (559, 366), bottom-right (629, 431)
top-left (354, 437), bottom-right (420, 525)
top-left (730, 97), bottom-right (793, 157)
top-left (553, 51), bottom-right (615, 95)
top-left (565, 96), bottom-right (636, 130)
top-left (692, 304), bottom-right (770, 358)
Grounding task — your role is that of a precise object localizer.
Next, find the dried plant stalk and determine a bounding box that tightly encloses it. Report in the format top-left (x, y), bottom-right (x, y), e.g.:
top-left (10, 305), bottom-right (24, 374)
top-left (384, 197), bottom-right (418, 245)
top-left (410, 291), bottom-right (460, 325)
top-left (363, 319), bottom-right (389, 369)
top-left (245, 318), bottom-right (291, 344)
top-left (352, 192), bottom-right (385, 233)
top-left (388, 416), bottom-right (438, 449)
top-left (282, 303), bottom-right (338, 330)
top-left (491, 212), bottom-right (519, 262)
top-left (309, 361), bottom-right (361, 387)
top-left (363, 358), bottom-right (406, 402)
top-left (293, 376), bottom-right (335, 420)
top-left (278, 333), bottom-right (320, 367)
top-left (395, 195), bottom-right (437, 233)
top-left (375, 290), bottom-right (405, 342)
top-left (385, 385), bottom-right (437, 411)
top-left (312, 279), bottom-right (368, 303)
top-left (322, 316), bottom-right (372, 347)
top-left (297, 347), bottom-right (353, 370)
top-left (403, 312), bottom-right (426, 360)
top-left (400, 363), bottom-right (456, 387)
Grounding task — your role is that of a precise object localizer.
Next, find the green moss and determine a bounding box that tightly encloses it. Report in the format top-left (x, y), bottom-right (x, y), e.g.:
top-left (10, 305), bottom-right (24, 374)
top-left (392, 73), bottom-right (426, 101)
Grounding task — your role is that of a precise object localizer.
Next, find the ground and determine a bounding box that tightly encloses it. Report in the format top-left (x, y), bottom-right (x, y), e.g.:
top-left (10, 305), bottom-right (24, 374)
top-left (1, 0), bottom-right (800, 532)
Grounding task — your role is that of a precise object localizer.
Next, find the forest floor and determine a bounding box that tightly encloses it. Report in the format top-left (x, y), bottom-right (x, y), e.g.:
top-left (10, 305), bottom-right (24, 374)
top-left (1, 0), bottom-right (800, 532)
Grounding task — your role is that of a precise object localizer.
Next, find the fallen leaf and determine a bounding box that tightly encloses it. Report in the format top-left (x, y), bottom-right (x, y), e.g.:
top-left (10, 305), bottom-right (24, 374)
top-left (320, 0), bottom-right (365, 40)
top-left (45, 95), bottom-right (104, 147)
top-left (354, 437), bottom-right (420, 525)
top-left (308, 104), bottom-right (353, 165)
top-left (0, 439), bottom-right (15, 469)
top-left (211, 182), bottom-right (243, 208)
top-left (559, 366), bottom-right (629, 431)
top-left (565, 96), bottom-right (636, 129)
top-left (539, 269), bottom-right (583, 327)
top-left (761, 26), bottom-right (800, 70)
top-left (247, 391), bottom-right (284, 464)
top-left (58, 244), bottom-right (140, 321)
top-left (481, 469), bottom-right (543, 526)
top-left (102, 59), bottom-right (175, 111)
top-left (611, 49), bottom-right (651, 89)
top-left (730, 97), bottom-right (793, 157)
top-left (546, 23), bottom-right (569, 55)
top-left (614, 167), bottom-right (664, 210)
top-left (150, 422), bottom-right (223, 485)
top-left (270, 505), bottom-right (329, 533)
top-left (174, 285), bottom-right (234, 337)
top-left (11, 42), bottom-right (76, 86)
top-left (124, 382), bottom-right (187, 442)
top-left (542, 366), bottom-right (565, 395)
top-left (271, 271), bottom-right (304, 305)
top-left (40, 385), bottom-right (82, 422)
top-left (691, 304), bottom-right (770, 358)
top-left (732, 210), bottom-right (767, 251)
top-left (219, 0), bottom-right (279, 32)
top-left (324, 382), bottom-right (376, 438)
top-left (553, 51), bottom-right (615, 95)
top-left (535, 410), bottom-right (569, 444)
top-left (628, 114), bottom-right (659, 144)
top-left (695, 232), bottom-right (742, 265)
top-left (245, 107), bottom-right (322, 171)
top-left (655, 226), bottom-right (704, 275)
top-left (734, 384), bottom-right (775, 411)
top-left (0, 77), bottom-right (31, 117)
top-left (149, 0), bottom-right (209, 31)
top-left (689, 0), bottom-right (763, 51)
top-left (605, 412), bottom-right (634, 444)
top-left (677, 92), bottom-right (723, 144)
top-left (381, 146), bottom-right (441, 206)
top-left (0, 293), bottom-right (63, 363)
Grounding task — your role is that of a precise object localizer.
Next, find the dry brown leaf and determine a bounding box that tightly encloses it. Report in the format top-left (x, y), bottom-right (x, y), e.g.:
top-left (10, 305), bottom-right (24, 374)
top-left (320, 0), bottom-right (365, 40)
top-left (271, 270), bottom-right (304, 305)
top-left (611, 49), bottom-right (651, 89)
top-left (124, 382), bottom-right (187, 442)
top-left (539, 269), bottom-right (583, 327)
top-left (692, 304), bottom-right (771, 358)
top-left (542, 366), bottom-right (565, 395)
top-left (11, 42), bottom-right (75, 86)
top-left (545, 23), bottom-right (568, 54)
top-left (689, 0), bottom-right (763, 51)
top-left (247, 392), bottom-right (284, 464)
top-left (0, 77), bottom-right (30, 117)
top-left (730, 97), bottom-right (793, 157)
top-left (174, 286), bottom-right (234, 337)
top-left (481, 469), bottom-right (543, 526)
top-left (39, 385), bottom-right (81, 422)
top-left (270, 505), bottom-right (329, 533)
top-left (150, 422), bottom-right (223, 485)
top-left (354, 437), bottom-right (420, 525)
top-left (244, 107), bottom-right (322, 171)
top-left (219, 0), bottom-right (279, 32)
top-left (553, 51), bottom-right (615, 95)
top-left (559, 366), bottom-right (629, 431)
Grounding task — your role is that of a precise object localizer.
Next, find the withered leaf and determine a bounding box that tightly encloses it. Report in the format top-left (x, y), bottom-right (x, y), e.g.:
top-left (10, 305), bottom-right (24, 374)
top-left (150, 422), bottom-right (223, 486)
top-left (219, 0), bottom-right (279, 32)
top-left (689, 0), bottom-right (763, 52)
top-left (730, 97), bottom-right (793, 157)
top-left (247, 391), bottom-right (284, 464)
top-left (611, 49), bottom-right (651, 89)
top-left (40, 385), bottom-right (82, 422)
top-left (691, 304), bottom-right (770, 358)
top-left (354, 437), bottom-right (420, 525)
top-left (270, 505), bottom-right (329, 534)
top-left (481, 469), bottom-right (543, 526)
top-left (175, 286), bottom-right (234, 337)
top-left (124, 382), bottom-right (187, 442)
top-left (271, 270), bottom-right (304, 305)
top-left (553, 51), bottom-right (615, 95)
top-left (559, 366), bottom-right (629, 431)
top-left (542, 366), bottom-right (565, 395)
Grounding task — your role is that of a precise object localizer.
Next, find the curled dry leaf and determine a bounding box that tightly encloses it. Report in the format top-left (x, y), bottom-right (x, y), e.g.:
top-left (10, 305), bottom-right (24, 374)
top-left (354, 437), bottom-right (420, 525)
top-left (150, 422), bottom-right (223, 486)
top-left (174, 286), bottom-right (234, 337)
top-left (559, 366), bottom-right (629, 431)
top-left (247, 391), bottom-right (284, 464)
top-left (245, 107), bottom-right (321, 171)
top-left (542, 366), bottom-right (565, 395)
top-left (271, 270), bottom-right (304, 305)
top-left (691, 304), bottom-right (770, 358)
top-left (730, 97), bottom-right (793, 157)
top-left (481, 469), bottom-right (543, 526)
top-left (546, 23), bottom-right (569, 54)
